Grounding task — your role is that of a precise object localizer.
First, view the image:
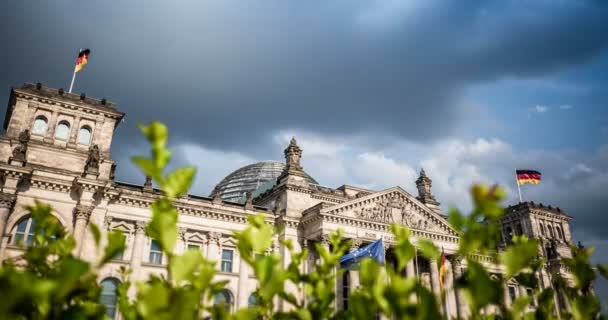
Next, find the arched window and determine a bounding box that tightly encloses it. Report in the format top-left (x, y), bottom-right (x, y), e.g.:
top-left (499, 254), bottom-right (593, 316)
top-left (248, 293), bottom-right (259, 307)
top-left (100, 278), bottom-right (119, 319)
top-left (214, 289), bottom-right (233, 313)
top-left (11, 216), bottom-right (37, 246)
top-left (516, 223), bottom-right (523, 236)
top-left (539, 223), bottom-right (545, 236)
top-left (342, 271), bottom-right (350, 310)
top-left (547, 225), bottom-right (555, 239)
top-left (55, 120), bottom-right (71, 140)
top-left (558, 226), bottom-right (566, 241)
top-left (77, 126), bottom-right (92, 145)
top-left (32, 116), bottom-right (48, 135)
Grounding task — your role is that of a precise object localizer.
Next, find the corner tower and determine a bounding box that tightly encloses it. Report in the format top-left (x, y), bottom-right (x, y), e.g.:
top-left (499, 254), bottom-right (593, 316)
top-left (1, 83), bottom-right (124, 180)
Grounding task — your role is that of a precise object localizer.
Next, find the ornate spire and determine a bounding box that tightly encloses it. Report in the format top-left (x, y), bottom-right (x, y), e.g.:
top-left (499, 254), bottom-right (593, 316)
top-left (284, 137), bottom-right (303, 171)
top-left (143, 176), bottom-right (153, 192)
top-left (416, 168), bottom-right (439, 206)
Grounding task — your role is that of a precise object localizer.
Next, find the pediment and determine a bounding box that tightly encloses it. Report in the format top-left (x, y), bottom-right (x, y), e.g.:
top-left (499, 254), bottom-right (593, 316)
top-left (321, 187), bottom-right (458, 236)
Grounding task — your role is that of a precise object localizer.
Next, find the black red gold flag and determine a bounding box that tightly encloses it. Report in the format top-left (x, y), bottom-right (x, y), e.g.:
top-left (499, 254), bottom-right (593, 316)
top-left (516, 170), bottom-right (541, 185)
top-left (74, 49), bottom-right (90, 73)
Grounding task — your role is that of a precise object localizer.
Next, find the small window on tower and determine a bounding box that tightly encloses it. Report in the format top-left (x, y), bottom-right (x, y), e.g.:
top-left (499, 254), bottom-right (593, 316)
top-left (55, 121), bottom-right (71, 141)
top-left (77, 126), bottom-right (92, 145)
top-left (32, 116), bottom-right (48, 135)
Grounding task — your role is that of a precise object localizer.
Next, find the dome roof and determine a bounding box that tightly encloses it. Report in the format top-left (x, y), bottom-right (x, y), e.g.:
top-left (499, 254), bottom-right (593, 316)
top-left (211, 160), bottom-right (317, 203)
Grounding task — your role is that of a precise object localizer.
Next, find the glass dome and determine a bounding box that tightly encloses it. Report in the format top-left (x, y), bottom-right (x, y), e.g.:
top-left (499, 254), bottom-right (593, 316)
top-left (211, 161), bottom-right (317, 203)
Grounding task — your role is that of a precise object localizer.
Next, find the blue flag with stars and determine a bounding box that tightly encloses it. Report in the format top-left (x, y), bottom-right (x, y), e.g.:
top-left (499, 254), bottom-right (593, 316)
top-left (340, 238), bottom-right (385, 269)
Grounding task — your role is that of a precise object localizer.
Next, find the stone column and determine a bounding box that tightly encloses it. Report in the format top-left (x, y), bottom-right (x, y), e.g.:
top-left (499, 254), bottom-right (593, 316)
top-left (207, 232), bottom-right (221, 265)
top-left (68, 115), bottom-right (82, 146)
top-left (451, 257), bottom-right (467, 319)
top-left (130, 221), bottom-right (146, 277)
top-left (445, 258), bottom-right (458, 319)
top-left (0, 193), bottom-right (16, 259)
top-left (319, 234), bottom-right (337, 309)
top-left (73, 205), bottom-right (94, 256)
top-left (430, 259), bottom-right (441, 298)
top-left (237, 251), bottom-right (250, 308)
top-left (0, 194), bottom-right (16, 242)
top-left (406, 259), bottom-right (415, 278)
top-left (349, 239), bottom-right (362, 291)
top-left (176, 227), bottom-right (187, 255)
top-left (503, 283), bottom-right (512, 306)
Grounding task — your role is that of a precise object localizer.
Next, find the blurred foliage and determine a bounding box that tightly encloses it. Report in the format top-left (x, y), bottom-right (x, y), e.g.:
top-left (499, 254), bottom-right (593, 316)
top-left (0, 121), bottom-right (606, 319)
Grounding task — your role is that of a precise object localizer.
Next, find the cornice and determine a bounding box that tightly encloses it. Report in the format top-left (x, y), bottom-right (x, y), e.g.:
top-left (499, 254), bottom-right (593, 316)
top-left (302, 211), bottom-right (460, 244)
top-left (13, 87), bottom-right (123, 120)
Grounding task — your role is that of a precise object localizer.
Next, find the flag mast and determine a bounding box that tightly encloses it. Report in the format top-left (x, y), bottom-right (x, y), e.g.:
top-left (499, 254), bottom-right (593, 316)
top-left (68, 48), bottom-right (82, 93)
top-left (516, 170), bottom-right (523, 203)
top-left (68, 70), bottom-right (77, 93)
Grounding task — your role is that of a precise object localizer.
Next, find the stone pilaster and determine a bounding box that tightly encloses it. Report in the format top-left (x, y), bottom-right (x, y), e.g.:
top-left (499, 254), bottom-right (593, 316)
top-left (73, 204), bottom-right (94, 255)
top-left (349, 239), bottom-right (362, 291)
top-left (0, 193), bottom-right (17, 259)
top-left (237, 250), bottom-right (251, 308)
top-left (451, 257), bottom-right (468, 319)
top-left (430, 259), bottom-right (441, 298)
top-left (207, 232), bottom-right (221, 265)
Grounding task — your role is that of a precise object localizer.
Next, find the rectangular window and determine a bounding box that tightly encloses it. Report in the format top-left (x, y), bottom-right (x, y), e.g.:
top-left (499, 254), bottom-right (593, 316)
top-left (221, 249), bottom-right (233, 272)
top-left (508, 286), bottom-right (517, 303)
top-left (188, 244), bottom-right (201, 251)
top-left (149, 240), bottom-right (163, 264)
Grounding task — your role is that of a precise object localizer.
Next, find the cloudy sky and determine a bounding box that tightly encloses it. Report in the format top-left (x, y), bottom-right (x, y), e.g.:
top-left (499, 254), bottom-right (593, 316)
top-left (1, 0), bottom-right (607, 305)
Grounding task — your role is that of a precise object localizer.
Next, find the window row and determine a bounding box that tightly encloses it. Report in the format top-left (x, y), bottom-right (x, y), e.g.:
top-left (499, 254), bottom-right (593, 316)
top-left (32, 115), bottom-right (92, 145)
top-left (9, 216), bottom-right (239, 273)
top-left (100, 277), bottom-right (258, 319)
top-left (538, 221), bottom-right (566, 241)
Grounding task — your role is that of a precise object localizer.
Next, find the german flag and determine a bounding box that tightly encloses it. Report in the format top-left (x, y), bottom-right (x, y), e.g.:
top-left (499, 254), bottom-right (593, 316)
top-left (516, 170), bottom-right (541, 185)
top-left (74, 49), bottom-right (90, 73)
top-left (439, 249), bottom-right (447, 294)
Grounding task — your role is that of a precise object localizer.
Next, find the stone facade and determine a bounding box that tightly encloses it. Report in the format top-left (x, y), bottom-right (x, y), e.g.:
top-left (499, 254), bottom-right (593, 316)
top-left (0, 83), bottom-right (576, 318)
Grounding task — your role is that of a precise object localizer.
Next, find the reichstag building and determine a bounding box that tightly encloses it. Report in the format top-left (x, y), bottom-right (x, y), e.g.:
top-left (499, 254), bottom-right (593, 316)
top-left (0, 83), bottom-right (575, 319)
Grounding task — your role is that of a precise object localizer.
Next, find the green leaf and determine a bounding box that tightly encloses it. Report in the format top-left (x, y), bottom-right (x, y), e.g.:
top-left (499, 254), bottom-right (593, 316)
top-left (417, 239), bottom-right (440, 262)
top-left (170, 249), bottom-right (204, 284)
top-left (131, 156), bottom-right (158, 178)
top-left (499, 235), bottom-right (539, 278)
top-left (597, 264), bottom-right (608, 279)
top-left (146, 199), bottom-right (178, 253)
top-left (139, 122), bottom-right (168, 149)
top-left (163, 166), bottom-right (195, 199)
top-left (100, 231), bottom-right (126, 265)
top-left (88, 223), bottom-right (101, 246)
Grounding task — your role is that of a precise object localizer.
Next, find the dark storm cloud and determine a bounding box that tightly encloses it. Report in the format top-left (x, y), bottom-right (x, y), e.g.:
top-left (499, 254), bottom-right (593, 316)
top-left (1, 1), bottom-right (608, 159)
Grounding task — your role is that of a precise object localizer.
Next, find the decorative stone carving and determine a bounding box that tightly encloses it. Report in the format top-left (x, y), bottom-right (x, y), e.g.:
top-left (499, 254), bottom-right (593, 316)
top-left (285, 137), bottom-right (302, 171)
top-left (416, 168), bottom-right (439, 206)
top-left (320, 234), bottom-right (331, 248)
top-left (73, 205), bottom-right (94, 221)
top-left (143, 176), bottom-right (153, 192)
top-left (10, 129), bottom-right (30, 164)
top-left (244, 192), bottom-right (254, 210)
top-left (109, 163), bottom-right (117, 181)
top-left (103, 215), bottom-right (113, 230)
top-left (178, 227), bottom-right (187, 240)
top-left (0, 193), bottom-right (17, 209)
top-left (84, 144), bottom-right (101, 174)
top-left (212, 189), bottom-right (223, 204)
top-left (208, 232), bottom-right (221, 245)
top-left (134, 220), bottom-right (146, 234)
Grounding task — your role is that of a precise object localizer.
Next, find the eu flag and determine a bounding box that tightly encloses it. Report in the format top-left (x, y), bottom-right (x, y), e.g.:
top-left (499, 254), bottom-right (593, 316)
top-left (340, 238), bottom-right (385, 269)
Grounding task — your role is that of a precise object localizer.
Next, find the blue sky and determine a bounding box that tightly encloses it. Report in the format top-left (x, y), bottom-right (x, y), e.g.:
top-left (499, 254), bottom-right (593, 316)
top-left (1, 0), bottom-right (607, 307)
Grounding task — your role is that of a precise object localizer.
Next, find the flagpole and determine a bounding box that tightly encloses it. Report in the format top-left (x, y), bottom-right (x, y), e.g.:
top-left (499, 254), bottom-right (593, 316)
top-left (68, 70), bottom-right (76, 93)
top-left (516, 170), bottom-right (523, 203)
top-left (69, 48), bottom-right (83, 94)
